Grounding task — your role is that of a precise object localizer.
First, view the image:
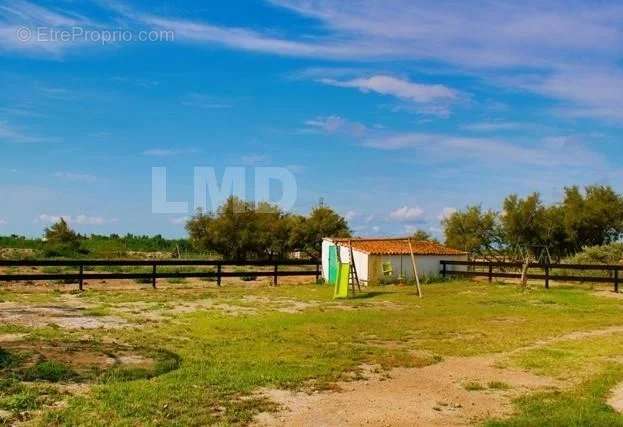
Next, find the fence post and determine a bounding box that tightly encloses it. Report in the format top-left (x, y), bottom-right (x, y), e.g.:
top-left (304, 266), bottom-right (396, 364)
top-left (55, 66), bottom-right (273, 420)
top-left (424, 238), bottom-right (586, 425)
top-left (615, 268), bottom-right (619, 293)
top-left (151, 263), bottom-right (157, 289)
top-left (315, 262), bottom-right (320, 283)
top-left (488, 264), bottom-right (493, 283)
top-left (273, 263), bottom-right (278, 286)
top-left (544, 264), bottom-right (550, 289)
top-left (216, 263), bottom-right (222, 287)
top-left (78, 264), bottom-right (84, 291)
top-left (441, 261), bottom-right (447, 279)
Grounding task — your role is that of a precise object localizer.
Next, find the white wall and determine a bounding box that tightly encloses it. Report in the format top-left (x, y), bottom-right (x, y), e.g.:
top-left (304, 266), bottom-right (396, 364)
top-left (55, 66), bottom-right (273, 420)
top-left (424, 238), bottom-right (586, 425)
top-left (367, 254), bottom-right (468, 283)
top-left (336, 246), bottom-right (369, 285)
top-left (322, 239), bottom-right (468, 284)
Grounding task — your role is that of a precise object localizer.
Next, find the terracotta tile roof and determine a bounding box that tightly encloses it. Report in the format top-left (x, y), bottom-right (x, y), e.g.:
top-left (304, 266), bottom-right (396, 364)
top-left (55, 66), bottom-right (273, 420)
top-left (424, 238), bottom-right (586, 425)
top-left (330, 237), bottom-right (467, 256)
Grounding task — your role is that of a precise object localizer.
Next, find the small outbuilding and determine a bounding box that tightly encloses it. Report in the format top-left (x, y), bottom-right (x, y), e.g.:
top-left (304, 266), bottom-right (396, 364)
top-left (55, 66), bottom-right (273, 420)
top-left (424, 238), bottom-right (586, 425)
top-left (321, 237), bottom-right (468, 285)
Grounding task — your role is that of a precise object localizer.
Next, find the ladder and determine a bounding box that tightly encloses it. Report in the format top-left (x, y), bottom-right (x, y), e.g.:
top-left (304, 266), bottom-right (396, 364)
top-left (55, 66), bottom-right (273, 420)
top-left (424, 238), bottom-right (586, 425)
top-left (348, 240), bottom-right (361, 294)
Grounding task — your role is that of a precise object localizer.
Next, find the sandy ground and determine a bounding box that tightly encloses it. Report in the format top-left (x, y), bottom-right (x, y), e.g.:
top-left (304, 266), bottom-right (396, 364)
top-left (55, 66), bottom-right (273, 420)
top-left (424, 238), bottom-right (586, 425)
top-left (0, 281), bottom-right (330, 331)
top-left (255, 326), bottom-right (623, 426)
top-left (608, 382), bottom-right (623, 413)
top-left (255, 356), bottom-right (559, 427)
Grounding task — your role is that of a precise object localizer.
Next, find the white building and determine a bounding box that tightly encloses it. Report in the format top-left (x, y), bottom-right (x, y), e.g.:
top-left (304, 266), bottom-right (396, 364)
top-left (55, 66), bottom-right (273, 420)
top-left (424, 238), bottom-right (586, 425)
top-left (321, 237), bottom-right (468, 285)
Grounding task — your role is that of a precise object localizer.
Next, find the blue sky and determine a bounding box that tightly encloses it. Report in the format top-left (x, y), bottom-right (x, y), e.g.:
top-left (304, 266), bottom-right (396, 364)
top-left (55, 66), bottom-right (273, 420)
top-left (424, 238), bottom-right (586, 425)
top-left (1, 0), bottom-right (623, 237)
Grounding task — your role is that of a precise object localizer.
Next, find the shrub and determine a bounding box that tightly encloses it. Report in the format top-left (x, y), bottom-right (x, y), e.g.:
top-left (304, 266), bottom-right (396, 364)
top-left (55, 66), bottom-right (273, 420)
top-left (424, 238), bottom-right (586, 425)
top-left (564, 243), bottom-right (623, 265)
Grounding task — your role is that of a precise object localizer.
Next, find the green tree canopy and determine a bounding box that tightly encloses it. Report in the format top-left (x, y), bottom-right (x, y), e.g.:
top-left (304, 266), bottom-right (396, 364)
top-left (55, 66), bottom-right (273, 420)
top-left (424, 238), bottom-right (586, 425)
top-left (290, 205), bottom-right (351, 258)
top-left (562, 185), bottom-right (623, 251)
top-left (410, 229), bottom-right (438, 243)
top-left (442, 205), bottom-right (500, 254)
top-left (501, 193), bottom-right (547, 248)
top-left (43, 218), bottom-right (83, 256)
top-left (186, 197), bottom-right (350, 260)
top-left (44, 218), bottom-right (80, 247)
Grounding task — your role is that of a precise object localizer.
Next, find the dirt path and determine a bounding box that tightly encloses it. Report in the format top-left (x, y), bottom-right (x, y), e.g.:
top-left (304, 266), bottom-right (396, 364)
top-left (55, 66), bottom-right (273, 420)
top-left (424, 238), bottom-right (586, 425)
top-left (255, 325), bottom-right (623, 426)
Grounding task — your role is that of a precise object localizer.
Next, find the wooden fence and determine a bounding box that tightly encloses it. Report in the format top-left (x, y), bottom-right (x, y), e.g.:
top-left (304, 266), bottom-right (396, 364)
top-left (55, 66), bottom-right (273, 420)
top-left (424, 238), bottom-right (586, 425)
top-left (440, 260), bottom-right (621, 292)
top-left (0, 259), bottom-right (321, 290)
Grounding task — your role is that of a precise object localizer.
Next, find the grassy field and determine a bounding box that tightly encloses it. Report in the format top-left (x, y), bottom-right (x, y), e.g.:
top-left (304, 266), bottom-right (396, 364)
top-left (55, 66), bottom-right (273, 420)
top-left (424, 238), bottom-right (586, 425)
top-left (1, 279), bottom-right (623, 425)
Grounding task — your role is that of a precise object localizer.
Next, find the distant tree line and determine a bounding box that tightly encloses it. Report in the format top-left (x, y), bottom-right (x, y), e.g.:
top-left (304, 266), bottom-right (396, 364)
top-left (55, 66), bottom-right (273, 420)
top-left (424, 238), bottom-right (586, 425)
top-left (443, 185), bottom-right (623, 259)
top-left (0, 223), bottom-right (191, 258)
top-left (185, 196), bottom-right (351, 260)
top-left (1, 199), bottom-right (351, 260)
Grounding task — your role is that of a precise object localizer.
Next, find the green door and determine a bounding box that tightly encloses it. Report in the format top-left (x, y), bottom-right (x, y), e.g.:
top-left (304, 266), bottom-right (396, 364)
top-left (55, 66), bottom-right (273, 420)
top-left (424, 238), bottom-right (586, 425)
top-left (328, 245), bottom-right (338, 285)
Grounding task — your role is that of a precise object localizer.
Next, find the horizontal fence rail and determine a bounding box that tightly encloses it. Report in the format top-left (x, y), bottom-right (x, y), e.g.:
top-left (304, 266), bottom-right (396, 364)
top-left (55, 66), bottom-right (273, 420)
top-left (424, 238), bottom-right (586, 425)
top-left (0, 259), bottom-right (321, 290)
top-left (440, 260), bottom-right (621, 292)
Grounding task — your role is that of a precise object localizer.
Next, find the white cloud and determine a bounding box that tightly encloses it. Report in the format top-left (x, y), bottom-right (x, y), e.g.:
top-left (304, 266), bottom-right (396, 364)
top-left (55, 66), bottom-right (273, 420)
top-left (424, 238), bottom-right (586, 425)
top-left (528, 67), bottom-right (623, 123)
top-left (319, 75), bottom-right (457, 104)
top-left (169, 216), bottom-right (189, 225)
top-left (139, 14), bottom-right (366, 59)
top-left (0, 120), bottom-right (52, 143)
top-left (438, 207), bottom-right (457, 221)
top-left (0, 218), bottom-right (7, 225)
top-left (135, 1), bottom-right (623, 123)
top-left (343, 210), bottom-right (357, 221)
top-left (269, 0), bottom-right (623, 67)
top-left (0, 0), bottom-right (92, 56)
top-left (3, 1), bottom-right (623, 123)
top-left (36, 214), bottom-right (115, 226)
top-left (462, 122), bottom-right (522, 132)
top-left (53, 171), bottom-right (97, 183)
top-left (364, 133), bottom-right (603, 168)
top-left (389, 206), bottom-right (424, 222)
top-left (304, 115), bottom-right (367, 137)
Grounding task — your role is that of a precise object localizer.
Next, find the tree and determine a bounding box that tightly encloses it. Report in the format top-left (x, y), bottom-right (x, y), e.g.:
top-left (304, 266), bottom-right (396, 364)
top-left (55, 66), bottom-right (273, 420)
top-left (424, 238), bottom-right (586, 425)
top-left (45, 218), bottom-right (79, 247)
top-left (442, 206), bottom-right (500, 254)
top-left (291, 205), bottom-right (351, 258)
top-left (410, 229), bottom-right (438, 243)
top-left (186, 197), bottom-right (259, 260)
top-left (538, 204), bottom-right (569, 259)
top-left (562, 185), bottom-right (623, 251)
top-left (185, 197), bottom-right (347, 260)
top-left (500, 193), bottom-right (547, 250)
top-left (43, 218), bottom-right (82, 255)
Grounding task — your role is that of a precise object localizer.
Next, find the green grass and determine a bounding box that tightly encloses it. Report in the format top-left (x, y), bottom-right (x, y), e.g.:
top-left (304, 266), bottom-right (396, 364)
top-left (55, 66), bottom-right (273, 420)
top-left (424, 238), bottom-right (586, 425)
top-left (464, 381), bottom-right (486, 391)
top-left (1, 280), bottom-right (623, 425)
top-left (23, 360), bottom-right (76, 382)
top-left (488, 381), bottom-right (511, 390)
top-left (486, 366), bottom-right (623, 426)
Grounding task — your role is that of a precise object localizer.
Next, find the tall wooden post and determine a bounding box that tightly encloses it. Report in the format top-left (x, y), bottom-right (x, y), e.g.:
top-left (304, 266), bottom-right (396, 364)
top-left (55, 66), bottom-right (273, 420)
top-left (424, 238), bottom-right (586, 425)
top-left (152, 263), bottom-right (157, 289)
top-left (78, 264), bottom-right (84, 291)
top-left (615, 268), bottom-right (619, 293)
top-left (216, 263), bottom-right (222, 287)
top-left (273, 263), bottom-right (278, 286)
top-left (407, 239), bottom-right (422, 298)
top-left (544, 264), bottom-right (550, 289)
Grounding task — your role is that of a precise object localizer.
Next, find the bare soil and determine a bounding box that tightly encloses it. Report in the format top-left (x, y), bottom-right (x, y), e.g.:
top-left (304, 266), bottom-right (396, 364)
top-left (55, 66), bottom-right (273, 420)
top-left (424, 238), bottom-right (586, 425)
top-left (608, 382), bottom-right (623, 413)
top-left (0, 301), bottom-right (129, 329)
top-left (255, 356), bottom-right (559, 426)
top-left (255, 326), bottom-right (623, 426)
top-left (0, 337), bottom-right (158, 377)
